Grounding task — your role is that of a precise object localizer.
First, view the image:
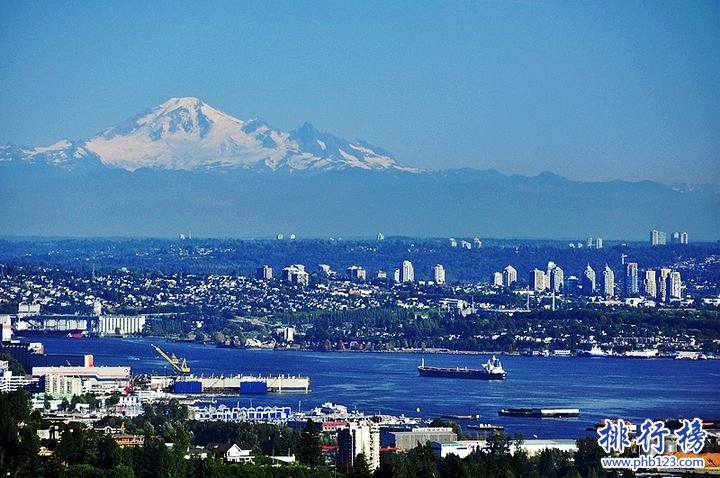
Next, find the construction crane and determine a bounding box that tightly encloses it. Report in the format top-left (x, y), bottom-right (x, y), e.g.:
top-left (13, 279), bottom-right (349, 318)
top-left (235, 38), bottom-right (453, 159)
top-left (151, 344), bottom-right (190, 374)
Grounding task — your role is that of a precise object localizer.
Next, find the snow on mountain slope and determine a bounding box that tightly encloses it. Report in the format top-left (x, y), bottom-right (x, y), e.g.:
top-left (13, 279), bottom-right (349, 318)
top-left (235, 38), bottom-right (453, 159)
top-left (4, 97), bottom-right (416, 173)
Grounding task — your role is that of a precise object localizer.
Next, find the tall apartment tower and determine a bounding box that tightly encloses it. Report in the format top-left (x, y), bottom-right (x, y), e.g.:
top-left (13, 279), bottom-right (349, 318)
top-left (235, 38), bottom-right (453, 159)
top-left (582, 265), bottom-right (596, 295)
top-left (502, 265), bottom-right (517, 288)
top-left (602, 265), bottom-right (615, 297)
top-left (400, 260), bottom-right (414, 283)
top-left (667, 271), bottom-right (682, 301)
top-left (625, 262), bottom-right (639, 296)
top-left (656, 268), bottom-right (672, 302)
top-left (492, 272), bottom-right (503, 287)
top-left (651, 230), bottom-right (667, 246)
top-left (529, 269), bottom-right (546, 291)
top-left (433, 264), bottom-right (446, 285)
top-left (256, 265), bottom-right (273, 280)
top-left (643, 270), bottom-right (657, 298)
top-left (347, 265), bottom-right (367, 281)
top-left (337, 421), bottom-right (380, 472)
top-left (596, 237), bottom-right (603, 249)
top-left (549, 266), bottom-right (564, 293)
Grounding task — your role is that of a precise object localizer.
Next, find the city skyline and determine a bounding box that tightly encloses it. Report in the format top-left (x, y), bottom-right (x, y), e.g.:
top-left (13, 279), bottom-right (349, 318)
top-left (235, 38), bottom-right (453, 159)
top-left (1, 2), bottom-right (718, 185)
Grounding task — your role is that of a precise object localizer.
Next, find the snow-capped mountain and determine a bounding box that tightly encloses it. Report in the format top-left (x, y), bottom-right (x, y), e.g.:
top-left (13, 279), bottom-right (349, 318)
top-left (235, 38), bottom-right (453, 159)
top-left (2, 97), bottom-right (417, 172)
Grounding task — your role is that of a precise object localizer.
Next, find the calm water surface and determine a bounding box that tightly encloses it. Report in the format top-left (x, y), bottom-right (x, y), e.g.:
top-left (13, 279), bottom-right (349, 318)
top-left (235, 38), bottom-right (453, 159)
top-left (37, 337), bottom-right (720, 439)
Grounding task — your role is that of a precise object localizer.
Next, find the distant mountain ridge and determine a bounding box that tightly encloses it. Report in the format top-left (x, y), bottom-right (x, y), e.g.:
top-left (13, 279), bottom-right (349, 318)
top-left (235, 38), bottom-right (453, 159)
top-left (1, 98), bottom-right (718, 239)
top-left (1, 97), bottom-right (417, 173)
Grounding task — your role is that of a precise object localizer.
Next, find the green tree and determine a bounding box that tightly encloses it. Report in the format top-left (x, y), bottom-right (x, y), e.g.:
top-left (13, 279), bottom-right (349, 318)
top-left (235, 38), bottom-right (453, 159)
top-left (297, 419), bottom-right (323, 467)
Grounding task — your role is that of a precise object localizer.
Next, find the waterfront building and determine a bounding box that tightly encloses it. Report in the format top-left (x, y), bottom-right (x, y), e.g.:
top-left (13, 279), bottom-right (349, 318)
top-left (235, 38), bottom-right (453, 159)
top-left (582, 265), bottom-right (596, 295)
top-left (529, 269), bottom-right (545, 291)
top-left (651, 230), bottom-right (667, 246)
top-left (400, 260), bottom-right (414, 283)
top-left (433, 264), bottom-right (446, 285)
top-left (391, 427), bottom-right (457, 451)
top-left (337, 421), bottom-right (380, 472)
top-left (33, 366), bottom-right (131, 396)
top-left (98, 315), bottom-right (146, 336)
top-left (602, 265), bottom-right (615, 297)
top-left (502, 265), bottom-right (517, 288)
top-left (625, 263), bottom-right (639, 296)
top-left (256, 265), bottom-right (272, 280)
top-left (643, 270), bottom-right (657, 298)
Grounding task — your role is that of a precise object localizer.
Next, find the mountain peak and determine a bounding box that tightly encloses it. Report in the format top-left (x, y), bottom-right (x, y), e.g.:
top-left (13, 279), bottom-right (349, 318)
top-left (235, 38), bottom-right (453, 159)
top-left (5, 98), bottom-right (413, 173)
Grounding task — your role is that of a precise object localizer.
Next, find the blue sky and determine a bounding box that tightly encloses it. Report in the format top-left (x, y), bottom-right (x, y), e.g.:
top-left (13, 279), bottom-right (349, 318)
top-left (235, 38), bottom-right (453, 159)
top-left (1, 1), bottom-right (718, 184)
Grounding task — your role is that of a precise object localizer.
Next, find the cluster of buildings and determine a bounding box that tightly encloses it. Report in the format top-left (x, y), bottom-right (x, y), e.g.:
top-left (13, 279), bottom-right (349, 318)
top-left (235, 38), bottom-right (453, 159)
top-left (448, 237), bottom-right (483, 249)
top-left (259, 260), bottom-right (447, 286)
top-left (651, 229), bottom-right (689, 246)
top-left (491, 261), bottom-right (683, 302)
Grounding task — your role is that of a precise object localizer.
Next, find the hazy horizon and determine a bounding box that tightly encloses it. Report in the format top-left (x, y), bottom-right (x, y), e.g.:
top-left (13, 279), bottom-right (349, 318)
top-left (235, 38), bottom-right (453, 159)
top-left (1, 1), bottom-right (718, 185)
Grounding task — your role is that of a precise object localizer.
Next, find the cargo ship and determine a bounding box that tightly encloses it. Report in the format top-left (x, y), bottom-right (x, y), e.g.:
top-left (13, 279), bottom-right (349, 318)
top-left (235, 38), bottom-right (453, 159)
top-left (418, 355), bottom-right (507, 380)
top-left (498, 408), bottom-right (580, 418)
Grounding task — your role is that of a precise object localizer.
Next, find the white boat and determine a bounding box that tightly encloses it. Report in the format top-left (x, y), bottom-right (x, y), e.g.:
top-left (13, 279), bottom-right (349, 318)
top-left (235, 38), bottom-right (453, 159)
top-left (578, 344), bottom-right (609, 357)
top-left (675, 351), bottom-right (700, 360)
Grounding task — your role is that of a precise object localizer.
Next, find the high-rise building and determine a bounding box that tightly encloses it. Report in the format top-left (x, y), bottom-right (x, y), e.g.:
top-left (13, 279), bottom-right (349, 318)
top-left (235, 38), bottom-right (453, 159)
top-left (671, 232), bottom-right (689, 244)
top-left (643, 270), bottom-right (657, 298)
top-left (582, 265), bottom-right (596, 295)
top-left (400, 261), bottom-right (414, 283)
top-left (566, 276), bottom-right (580, 294)
top-left (625, 263), bottom-right (639, 297)
top-left (602, 265), bottom-right (615, 297)
top-left (282, 265), bottom-right (309, 286)
top-left (433, 264), bottom-right (446, 285)
top-left (667, 271), bottom-right (682, 301)
top-left (651, 230), bottom-right (667, 246)
top-left (502, 266), bottom-right (517, 288)
top-left (656, 268), bottom-right (672, 302)
top-left (256, 265), bottom-right (273, 280)
top-left (377, 233), bottom-right (384, 241)
top-left (529, 269), bottom-right (545, 291)
top-left (549, 266), bottom-right (564, 293)
top-left (337, 421), bottom-right (380, 472)
top-left (492, 272), bottom-right (503, 287)
top-left (347, 265), bottom-right (366, 281)
top-left (596, 237), bottom-right (603, 249)
top-left (545, 262), bottom-right (556, 290)
top-left (473, 238), bottom-right (482, 248)
top-left (587, 237), bottom-right (595, 248)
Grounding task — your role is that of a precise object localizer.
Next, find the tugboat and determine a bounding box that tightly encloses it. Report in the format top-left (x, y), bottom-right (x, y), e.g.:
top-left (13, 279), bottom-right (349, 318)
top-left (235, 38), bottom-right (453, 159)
top-left (418, 356), bottom-right (507, 380)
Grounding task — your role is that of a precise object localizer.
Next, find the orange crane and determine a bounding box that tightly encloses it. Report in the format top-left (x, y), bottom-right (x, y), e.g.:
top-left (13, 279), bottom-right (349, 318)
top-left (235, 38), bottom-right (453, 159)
top-left (151, 344), bottom-right (190, 374)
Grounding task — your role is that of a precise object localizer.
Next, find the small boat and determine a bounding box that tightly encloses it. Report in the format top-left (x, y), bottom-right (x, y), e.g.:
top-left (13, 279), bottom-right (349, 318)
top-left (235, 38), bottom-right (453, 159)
top-left (442, 414), bottom-right (481, 420)
top-left (467, 423), bottom-right (504, 431)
